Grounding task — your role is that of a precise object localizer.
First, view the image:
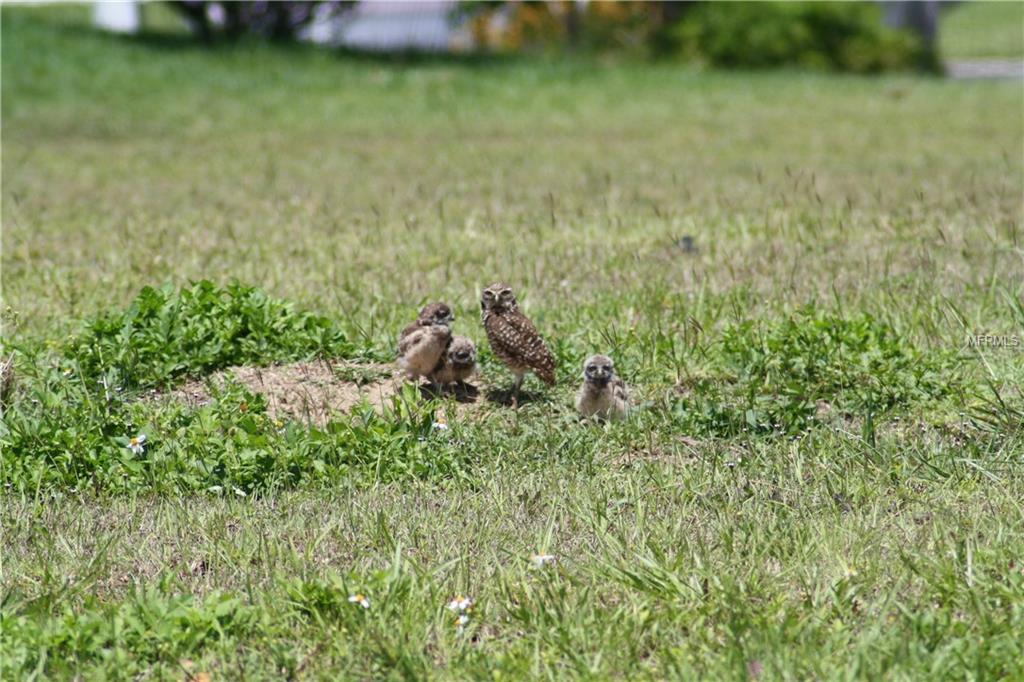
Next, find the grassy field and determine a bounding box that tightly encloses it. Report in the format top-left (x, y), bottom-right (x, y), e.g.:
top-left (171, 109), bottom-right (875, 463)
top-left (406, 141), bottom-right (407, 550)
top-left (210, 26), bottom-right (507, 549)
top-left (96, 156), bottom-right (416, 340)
top-left (2, 6), bottom-right (1023, 680)
top-left (939, 0), bottom-right (1024, 60)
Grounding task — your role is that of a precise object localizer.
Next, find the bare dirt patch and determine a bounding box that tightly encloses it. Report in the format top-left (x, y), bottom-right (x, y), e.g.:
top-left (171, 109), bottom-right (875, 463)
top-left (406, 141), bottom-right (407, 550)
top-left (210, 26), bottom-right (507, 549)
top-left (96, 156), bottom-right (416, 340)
top-left (168, 360), bottom-right (484, 426)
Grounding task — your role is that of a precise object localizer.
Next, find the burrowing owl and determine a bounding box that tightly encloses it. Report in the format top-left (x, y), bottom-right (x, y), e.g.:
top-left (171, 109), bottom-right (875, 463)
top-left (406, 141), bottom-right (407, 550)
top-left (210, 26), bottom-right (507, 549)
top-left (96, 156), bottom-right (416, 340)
top-left (429, 336), bottom-right (477, 388)
top-left (576, 355), bottom-right (629, 421)
top-left (400, 302), bottom-right (454, 340)
top-left (398, 304), bottom-right (453, 382)
top-left (481, 283), bottom-right (555, 404)
top-left (0, 355), bottom-right (14, 409)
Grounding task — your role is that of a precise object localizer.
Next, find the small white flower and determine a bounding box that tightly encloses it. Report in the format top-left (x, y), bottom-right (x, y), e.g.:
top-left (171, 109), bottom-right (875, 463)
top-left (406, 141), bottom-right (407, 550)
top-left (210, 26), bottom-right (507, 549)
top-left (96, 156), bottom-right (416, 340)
top-left (348, 594), bottom-right (370, 609)
top-left (433, 421), bottom-right (449, 431)
top-left (127, 434), bottom-right (146, 455)
top-left (530, 553), bottom-right (557, 568)
top-left (447, 595), bottom-right (473, 612)
top-left (455, 613), bottom-right (470, 631)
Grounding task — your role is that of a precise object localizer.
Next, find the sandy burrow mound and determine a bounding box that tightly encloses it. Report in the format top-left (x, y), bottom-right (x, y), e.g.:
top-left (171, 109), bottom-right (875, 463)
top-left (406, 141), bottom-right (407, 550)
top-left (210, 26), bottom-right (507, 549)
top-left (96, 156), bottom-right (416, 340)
top-left (168, 360), bottom-right (483, 427)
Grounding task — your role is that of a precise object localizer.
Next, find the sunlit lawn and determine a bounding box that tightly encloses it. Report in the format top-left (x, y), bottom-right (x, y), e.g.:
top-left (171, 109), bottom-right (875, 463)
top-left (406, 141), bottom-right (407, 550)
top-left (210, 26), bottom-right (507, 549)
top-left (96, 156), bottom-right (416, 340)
top-left (940, 0), bottom-right (1024, 59)
top-left (2, 6), bottom-right (1022, 680)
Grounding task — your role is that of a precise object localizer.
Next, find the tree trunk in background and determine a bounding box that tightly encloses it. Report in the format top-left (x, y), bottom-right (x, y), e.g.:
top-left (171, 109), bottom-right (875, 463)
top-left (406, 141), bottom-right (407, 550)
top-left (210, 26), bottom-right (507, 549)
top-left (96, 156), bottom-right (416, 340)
top-left (271, 4), bottom-right (294, 42)
top-left (656, 1), bottom-right (690, 29)
top-left (882, 1), bottom-right (939, 45)
top-left (564, 1), bottom-right (581, 51)
top-left (222, 2), bottom-right (244, 41)
top-left (169, 1), bottom-right (213, 44)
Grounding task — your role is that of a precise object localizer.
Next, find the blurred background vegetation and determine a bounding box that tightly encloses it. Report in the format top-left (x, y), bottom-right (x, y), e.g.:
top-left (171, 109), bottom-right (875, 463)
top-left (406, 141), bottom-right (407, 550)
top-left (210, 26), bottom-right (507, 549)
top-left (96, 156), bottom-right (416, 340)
top-left (96, 1), bottom-right (1024, 73)
top-left (461, 1), bottom-right (937, 71)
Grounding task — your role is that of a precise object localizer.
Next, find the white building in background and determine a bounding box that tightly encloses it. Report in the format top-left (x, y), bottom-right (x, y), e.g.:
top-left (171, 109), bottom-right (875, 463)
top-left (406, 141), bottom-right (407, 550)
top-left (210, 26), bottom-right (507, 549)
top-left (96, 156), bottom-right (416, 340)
top-left (91, 0), bottom-right (471, 52)
top-left (92, 0), bottom-right (140, 34)
top-left (304, 1), bottom-right (471, 52)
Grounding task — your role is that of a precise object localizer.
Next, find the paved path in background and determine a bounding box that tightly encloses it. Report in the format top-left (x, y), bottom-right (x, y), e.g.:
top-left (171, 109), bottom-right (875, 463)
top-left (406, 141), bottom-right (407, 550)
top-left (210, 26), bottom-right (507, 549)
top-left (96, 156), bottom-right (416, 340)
top-left (946, 59), bottom-right (1024, 80)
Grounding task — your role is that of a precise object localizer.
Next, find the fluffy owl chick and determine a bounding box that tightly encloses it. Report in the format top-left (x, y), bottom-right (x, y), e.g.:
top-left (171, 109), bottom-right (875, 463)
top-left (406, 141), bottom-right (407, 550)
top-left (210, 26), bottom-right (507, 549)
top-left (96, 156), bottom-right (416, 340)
top-left (0, 355), bottom-right (14, 410)
top-left (429, 336), bottom-right (477, 387)
top-left (481, 282), bottom-right (556, 405)
top-left (576, 355), bottom-right (629, 421)
top-left (400, 302), bottom-right (455, 341)
top-left (398, 321), bottom-right (452, 382)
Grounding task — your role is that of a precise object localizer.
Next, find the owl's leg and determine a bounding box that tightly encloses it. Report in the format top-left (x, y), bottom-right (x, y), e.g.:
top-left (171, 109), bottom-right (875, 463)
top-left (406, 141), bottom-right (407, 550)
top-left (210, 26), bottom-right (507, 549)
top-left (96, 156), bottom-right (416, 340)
top-left (510, 372), bottom-right (525, 408)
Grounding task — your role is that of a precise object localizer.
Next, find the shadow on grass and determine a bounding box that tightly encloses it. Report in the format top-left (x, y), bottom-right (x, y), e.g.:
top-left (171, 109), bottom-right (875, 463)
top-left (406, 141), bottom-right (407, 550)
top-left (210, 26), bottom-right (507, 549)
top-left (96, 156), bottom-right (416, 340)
top-left (420, 381), bottom-right (480, 404)
top-left (484, 386), bottom-right (546, 408)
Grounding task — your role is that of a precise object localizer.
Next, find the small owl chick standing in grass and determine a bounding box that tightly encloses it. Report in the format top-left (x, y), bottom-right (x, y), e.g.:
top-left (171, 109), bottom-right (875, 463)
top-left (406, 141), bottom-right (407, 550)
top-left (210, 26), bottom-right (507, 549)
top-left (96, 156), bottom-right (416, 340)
top-left (481, 283), bottom-right (556, 406)
top-left (430, 336), bottom-right (477, 389)
top-left (398, 303), bottom-right (453, 383)
top-left (576, 355), bottom-right (629, 421)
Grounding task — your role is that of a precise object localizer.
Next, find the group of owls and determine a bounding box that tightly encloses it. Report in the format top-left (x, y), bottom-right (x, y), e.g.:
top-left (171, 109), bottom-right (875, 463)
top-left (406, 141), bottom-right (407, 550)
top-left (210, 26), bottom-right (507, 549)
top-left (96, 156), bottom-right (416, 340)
top-left (398, 282), bottom-right (630, 421)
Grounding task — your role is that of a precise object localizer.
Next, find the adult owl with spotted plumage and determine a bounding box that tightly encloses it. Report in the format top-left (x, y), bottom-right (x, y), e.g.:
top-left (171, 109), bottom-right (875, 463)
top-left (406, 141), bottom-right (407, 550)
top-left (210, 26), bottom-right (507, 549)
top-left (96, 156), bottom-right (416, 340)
top-left (480, 283), bottom-right (555, 405)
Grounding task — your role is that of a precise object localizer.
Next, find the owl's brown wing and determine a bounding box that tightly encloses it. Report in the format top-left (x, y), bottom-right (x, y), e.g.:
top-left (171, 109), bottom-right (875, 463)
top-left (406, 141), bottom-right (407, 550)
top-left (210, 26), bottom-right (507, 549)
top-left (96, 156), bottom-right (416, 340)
top-left (611, 376), bottom-right (630, 403)
top-left (399, 319), bottom-right (427, 342)
top-left (487, 312), bottom-right (556, 385)
top-left (397, 326), bottom-right (425, 356)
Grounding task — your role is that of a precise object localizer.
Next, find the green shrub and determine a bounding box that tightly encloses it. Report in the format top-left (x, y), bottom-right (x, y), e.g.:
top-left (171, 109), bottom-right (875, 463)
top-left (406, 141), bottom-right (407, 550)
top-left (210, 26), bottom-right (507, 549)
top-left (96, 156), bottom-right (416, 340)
top-left (0, 374), bottom-right (471, 495)
top-left (720, 307), bottom-right (949, 410)
top-left (1, 588), bottom-right (254, 678)
top-left (671, 307), bottom-right (955, 436)
top-left (670, 376), bottom-right (816, 438)
top-left (65, 281), bottom-right (355, 390)
top-left (671, 2), bottom-right (937, 73)
top-left (0, 282), bottom-right (479, 495)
